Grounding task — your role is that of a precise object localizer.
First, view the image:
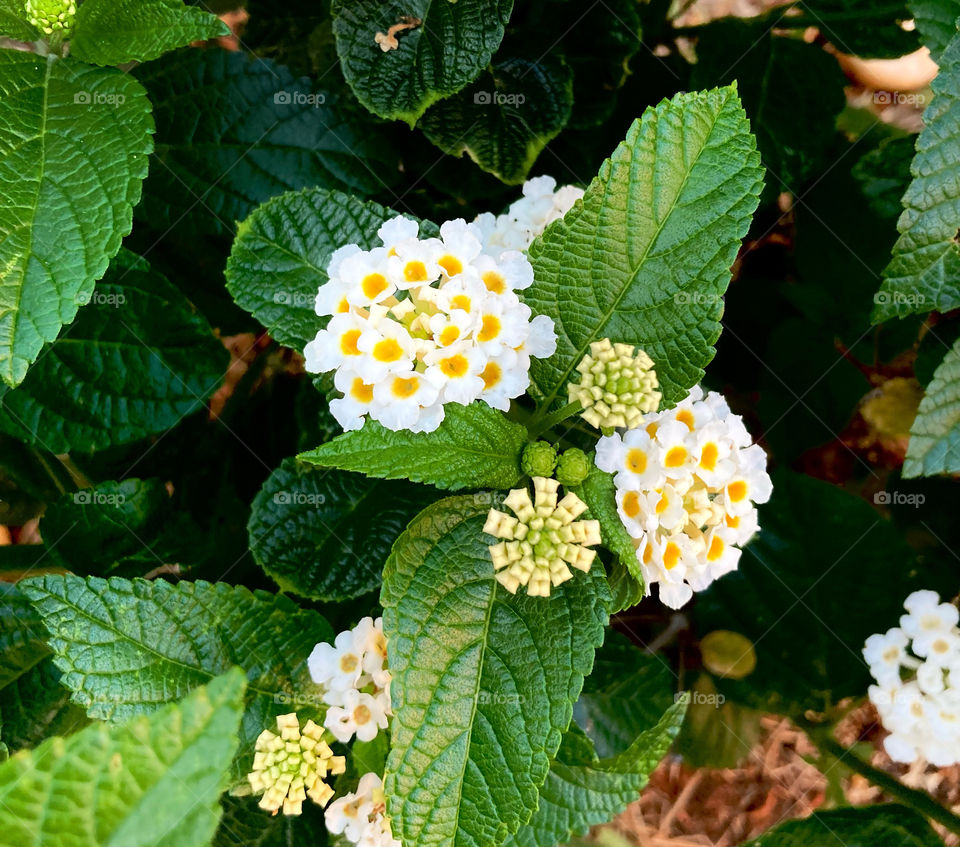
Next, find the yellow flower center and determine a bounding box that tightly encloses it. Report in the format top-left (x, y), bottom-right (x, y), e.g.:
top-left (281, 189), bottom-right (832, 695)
top-left (361, 273), bottom-right (388, 299)
top-left (728, 480), bottom-right (748, 502)
top-left (450, 294), bottom-right (472, 312)
top-left (440, 354), bottom-right (469, 378)
top-left (340, 329), bottom-right (361, 356)
top-left (336, 296), bottom-right (350, 313)
top-left (480, 361), bottom-right (502, 389)
top-left (404, 261), bottom-right (429, 282)
top-left (706, 535), bottom-right (724, 562)
top-left (477, 315), bottom-right (502, 343)
top-left (663, 541), bottom-right (681, 570)
top-left (676, 408), bottom-right (695, 430)
top-left (391, 376), bottom-right (419, 398)
top-left (482, 271), bottom-right (506, 293)
top-left (622, 490), bottom-right (641, 519)
top-left (700, 442), bottom-right (719, 472)
top-left (349, 378), bottom-right (374, 403)
top-left (438, 255), bottom-right (462, 276)
top-left (625, 448), bottom-right (647, 474)
top-left (439, 325), bottom-right (460, 346)
top-left (353, 704), bottom-right (372, 725)
top-left (339, 654), bottom-right (359, 673)
top-left (725, 514), bottom-right (740, 528)
top-left (373, 338), bottom-right (404, 362)
top-left (664, 446), bottom-right (687, 468)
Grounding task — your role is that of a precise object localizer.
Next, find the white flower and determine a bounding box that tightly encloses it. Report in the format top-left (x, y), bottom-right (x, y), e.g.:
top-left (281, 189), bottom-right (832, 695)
top-left (330, 369), bottom-right (377, 431)
top-left (355, 320), bottom-right (415, 383)
top-left (372, 372), bottom-right (441, 432)
top-left (304, 311), bottom-right (371, 374)
top-left (325, 689), bottom-right (390, 743)
top-left (425, 343), bottom-right (487, 405)
top-left (477, 348), bottom-right (530, 412)
top-left (599, 387), bottom-right (770, 609)
top-left (863, 628), bottom-right (909, 688)
top-left (325, 773), bottom-right (401, 847)
top-left (309, 629), bottom-right (365, 696)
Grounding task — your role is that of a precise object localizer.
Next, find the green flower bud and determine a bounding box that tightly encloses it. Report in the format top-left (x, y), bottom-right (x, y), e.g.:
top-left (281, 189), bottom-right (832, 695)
top-left (556, 448), bottom-right (590, 487)
top-left (24, 0), bottom-right (76, 36)
top-left (521, 440), bottom-right (557, 478)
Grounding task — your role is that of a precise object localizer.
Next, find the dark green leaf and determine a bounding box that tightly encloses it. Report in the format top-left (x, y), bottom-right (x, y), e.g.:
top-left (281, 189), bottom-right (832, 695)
top-left (0, 0), bottom-right (39, 40)
top-left (0, 658), bottom-right (89, 752)
top-left (796, 0), bottom-right (919, 58)
top-left (904, 335), bottom-right (960, 477)
top-left (910, 0), bottom-right (960, 60)
top-left (0, 582), bottom-right (49, 689)
top-left (745, 804), bottom-right (943, 846)
top-left (852, 135), bottom-right (916, 219)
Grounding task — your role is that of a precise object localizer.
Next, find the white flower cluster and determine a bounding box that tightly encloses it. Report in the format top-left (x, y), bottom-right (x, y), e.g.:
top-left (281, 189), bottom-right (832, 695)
top-left (304, 216), bottom-right (557, 433)
top-left (326, 773), bottom-right (400, 847)
top-left (596, 387), bottom-right (771, 609)
top-left (474, 175), bottom-right (584, 255)
top-left (865, 590), bottom-right (960, 767)
top-left (308, 617), bottom-right (391, 744)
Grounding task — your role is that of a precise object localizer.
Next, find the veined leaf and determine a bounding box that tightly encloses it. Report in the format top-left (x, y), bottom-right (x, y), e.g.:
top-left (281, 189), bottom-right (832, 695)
top-left (909, 0), bottom-right (960, 60)
top-left (134, 49), bottom-right (398, 235)
top-left (0, 52), bottom-right (153, 386)
top-left (419, 56), bottom-right (574, 185)
top-left (503, 703), bottom-right (685, 847)
top-left (331, 0), bottom-right (514, 125)
top-left (72, 0), bottom-right (230, 66)
top-left (745, 804), bottom-right (943, 846)
top-left (524, 85), bottom-right (763, 410)
top-left (0, 0), bottom-right (39, 40)
top-left (248, 458), bottom-right (438, 601)
top-left (226, 188), bottom-right (424, 351)
top-left (0, 658), bottom-right (89, 753)
top-left (19, 575), bottom-right (332, 782)
top-left (0, 582), bottom-right (49, 689)
top-left (873, 29), bottom-right (960, 322)
top-left (0, 669), bottom-right (246, 847)
top-left (0, 250), bottom-right (228, 453)
top-left (299, 402), bottom-right (529, 491)
top-left (904, 335), bottom-right (960, 477)
top-left (382, 494), bottom-right (610, 847)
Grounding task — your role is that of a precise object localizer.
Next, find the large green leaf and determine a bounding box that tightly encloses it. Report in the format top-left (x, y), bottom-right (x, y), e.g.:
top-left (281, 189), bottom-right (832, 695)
top-left (904, 335), bottom-right (960, 477)
top-left (19, 575), bottom-right (332, 781)
top-left (910, 0), bottom-right (960, 59)
top-left (133, 49), bottom-right (397, 236)
top-left (0, 52), bottom-right (153, 386)
top-left (419, 56), bottom-right (574, 185)
top-left (574, 466), bottom-right (644, 613)
top-left (745, 804), bottom-right (943, 846)
top-left (382, 494), bottom-right (610, 847)
top-left (226, 188), bottom-right (422, 351)
top-left (72, 0), bottom-right (229, 66)
top-left (873, 29), bottom-right (960, 322)
top-left (0, 0), bottom-right (39, 40)
top-left (0, 250), bottom-right (228, 453)
top-left (695, 471), bottom-right (928, 714)
top-left (524, 85), bottom-right (763, 410)
top-left (39, 478), bottom-right (171, 575)
top-left (0, 582), bottom-right (49, 690)
top-left (0, 669), bottom-right (245, 847)
top-left (300, 402), bottom-right (529, 491)
top-left (690, 25), bottom-right (845, 193)
top-left (331, 0), bottom-right (514, 125)
top-left (248, 457), bottom-right (438, 601)
top-left (503, 703), bottom-right (684, 847)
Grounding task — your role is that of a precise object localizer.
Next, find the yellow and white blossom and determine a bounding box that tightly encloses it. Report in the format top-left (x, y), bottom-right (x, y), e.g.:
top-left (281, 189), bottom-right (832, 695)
top-left (483, 477), bottom-right (601, 597)
top-left (596, 386), bottom-right (771, 609)
top-left (247, 713), bottom-right (345, 816)
top-left (325, 773), bottom-right (401, 847)
top-left (569, 339), bottom-right (661, 432)
top-left (305, 215), bottom-right (556, 433)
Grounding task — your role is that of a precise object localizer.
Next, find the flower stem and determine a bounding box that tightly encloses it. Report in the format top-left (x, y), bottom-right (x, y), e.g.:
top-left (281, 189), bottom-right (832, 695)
top-left (820, 736), bottom-right (960, 835)
top-left (528, 401), bottom-right (582, 439)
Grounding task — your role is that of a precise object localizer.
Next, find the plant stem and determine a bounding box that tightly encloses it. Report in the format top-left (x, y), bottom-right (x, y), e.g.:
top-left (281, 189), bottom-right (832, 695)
top-left (528, 401), bottom-right (582, 439)
top-left (821, 736), bottom-right (960, 835)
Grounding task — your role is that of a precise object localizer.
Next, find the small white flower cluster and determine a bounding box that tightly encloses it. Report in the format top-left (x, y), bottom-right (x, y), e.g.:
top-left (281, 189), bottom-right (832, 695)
top-left (326, 773), bottom-right (400, 847)
top-left (474, 176), bottom-right (584, 256)
top-left (304, 216), bottom-right (557, 433)
top-left (865, 590), bottom-right (960, 767)
top-left (308, 617), bottom-right (391, 744)
top-left (596, 387), bottom-right (771, 609)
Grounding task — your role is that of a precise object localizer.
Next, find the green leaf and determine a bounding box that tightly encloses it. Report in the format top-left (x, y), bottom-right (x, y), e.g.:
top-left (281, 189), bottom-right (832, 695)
top-left (0, 669), bottom-right (246, 847)
top-left (331, 0), bottom-right (514, 125)
top-left (40, 478), bottom-right (171, 575)
top-left (214, 794), bottom-right (330, 847)
top-left (0, 250), bottom-right (228, 453)
top-left (0, 52), bottom-right (153, 387)
top-left (19, 574), bottom-right (333, 781)
top-left (248, 457), bottom-right (438, 601)
top-left (299, 402), bottom-right (529, 491)
top-left (524, 85), bottom-right (763, 410)
top-left (574, 465), bottom-right (644, 613)
top-left (873, 29), bottom-right (960, 322)
top-left (744, 804), bottom-right (943, 846)
top-left (502, 703), bottom-right (685, 847)
top-left (382, 494), bottom-right (610, 847)
top-left (694, 471), bottom-right (924, 714)
top-left (72, 0), bottom-right (230, 66)
top-left (910, 0), bottom-right (960, 59)
top-left (226, 188), bottom-right (425, 351)
top-left (0, 658), bottom-right (89, 753)
top-left (852, 135), bottom-right (916, 219)
top-left (795, 0), bottom-right (919, 58)
top-left (0, 0), bottom-right (39, 40)
top-left (0, 582), bottom-right (49, 689)
top-left (419, 56), bottom-right (574, 185)
top-left (133, 48), bottom-right (398, 236)
top-left (690, 25), bottom-right (846, 193)
top-left (904, 335), bottom-right (960, 477)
